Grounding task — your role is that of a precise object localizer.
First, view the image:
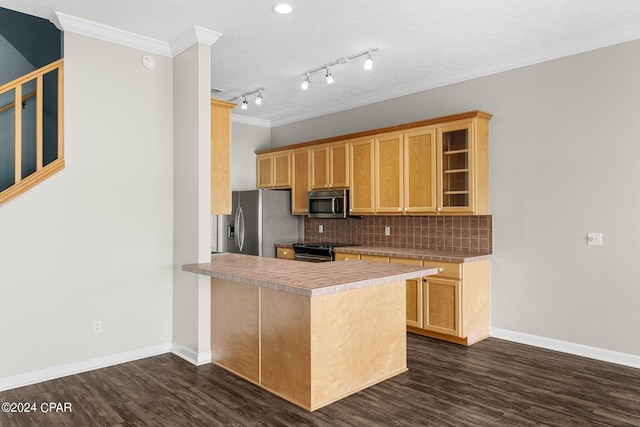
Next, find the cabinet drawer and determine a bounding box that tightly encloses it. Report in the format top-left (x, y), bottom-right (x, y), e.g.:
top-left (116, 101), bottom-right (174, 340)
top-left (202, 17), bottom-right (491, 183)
top-left (360, 254), bottom-right (389, 263)
top-left (390, 257), bottom-right (422, 266)
top-left (334, 252), bottom-right (360, 261)
top-left (276, 247), bottom-right (295, 260)
top-left (422, 260), bottom-right (461, 279)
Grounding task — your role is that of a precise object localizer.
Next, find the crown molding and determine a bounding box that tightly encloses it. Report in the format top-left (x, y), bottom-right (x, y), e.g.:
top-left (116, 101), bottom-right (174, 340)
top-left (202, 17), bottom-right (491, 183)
top-left (51, 12), bottom-right (221, 57)
top-left (171, 25), bottom-right (223, 56)
top-left (231, 113), bottom-right (272, 128)
top-left (53, 11), bottom-right (172, 56)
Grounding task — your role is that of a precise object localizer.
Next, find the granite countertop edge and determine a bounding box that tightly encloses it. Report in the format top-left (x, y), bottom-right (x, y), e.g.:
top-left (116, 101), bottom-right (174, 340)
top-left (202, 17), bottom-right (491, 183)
top-left (183, 254), bottom-right (438, 297)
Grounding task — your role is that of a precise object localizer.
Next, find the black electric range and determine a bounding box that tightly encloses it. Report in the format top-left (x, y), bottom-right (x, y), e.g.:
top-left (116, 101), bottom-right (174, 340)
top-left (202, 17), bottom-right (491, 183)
top-left (291, 242), bottom-right (357, 262)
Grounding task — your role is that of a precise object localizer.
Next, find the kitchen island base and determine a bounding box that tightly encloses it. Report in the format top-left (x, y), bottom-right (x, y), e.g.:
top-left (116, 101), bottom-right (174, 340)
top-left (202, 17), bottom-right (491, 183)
top-left (211, 277), bottom-right (407, 411)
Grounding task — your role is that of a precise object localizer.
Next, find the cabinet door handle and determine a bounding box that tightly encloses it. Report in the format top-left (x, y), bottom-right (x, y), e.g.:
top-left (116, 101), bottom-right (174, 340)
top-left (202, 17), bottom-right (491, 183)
top-left (437, 207), bottom-right (442, 212)
top-left (438, 268), bottom-right (444, 273)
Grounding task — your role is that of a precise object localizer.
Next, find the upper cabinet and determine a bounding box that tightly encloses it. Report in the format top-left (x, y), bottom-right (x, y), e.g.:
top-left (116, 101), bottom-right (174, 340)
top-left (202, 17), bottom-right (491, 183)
top-left (255, 111), bottom-right (491, 215)
top-left (374, 127), bottom-right (438, 215)
top-left (349, 138), bottom-right (376, 215)
top-left (256, 151), bottom-right (291, 188)
top-left (291, 148), bottom-right (310, 215)
top-left (437, 118), bottom-right (489, 215)
top-left (311, 142), bottom-right (349, 190)
top-left (210, 99), bottom-right (236, 215)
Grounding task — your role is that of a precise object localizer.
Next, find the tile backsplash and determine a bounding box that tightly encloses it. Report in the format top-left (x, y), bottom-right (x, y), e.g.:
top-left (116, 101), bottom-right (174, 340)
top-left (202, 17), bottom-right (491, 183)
top-left (304, 215), bottom-right (492, 253)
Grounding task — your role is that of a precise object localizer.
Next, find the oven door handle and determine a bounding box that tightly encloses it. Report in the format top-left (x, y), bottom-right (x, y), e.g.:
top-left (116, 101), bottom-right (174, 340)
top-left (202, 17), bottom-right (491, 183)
top-left (295, 253), bottom-right (332, 262)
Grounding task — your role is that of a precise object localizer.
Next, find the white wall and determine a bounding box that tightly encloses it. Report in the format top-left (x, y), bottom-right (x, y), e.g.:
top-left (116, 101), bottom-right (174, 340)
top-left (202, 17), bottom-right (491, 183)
top-left (229, 120), bottom-right (270, 190)
top-left (172, 43), bottom-right (212, 364)
top-left (271, 39), bottom-right (640, 359)
top-left (0, 32), bottom-right (174, 380)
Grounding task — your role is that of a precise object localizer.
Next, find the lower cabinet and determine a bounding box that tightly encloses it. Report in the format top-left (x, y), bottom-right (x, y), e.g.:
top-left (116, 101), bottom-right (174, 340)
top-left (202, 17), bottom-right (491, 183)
top-left (414, 259), bottom-right (490, 345)
top-left (422, 276), bottom-right (460, 336)
top-left (390, 257), bottom-right (423, 329)
top-left (276, 246), bottom-right (295, 260)
top-left (335, 252), bottom-right (360, 261)
top-left (335, 251), bottom-right (490, 345)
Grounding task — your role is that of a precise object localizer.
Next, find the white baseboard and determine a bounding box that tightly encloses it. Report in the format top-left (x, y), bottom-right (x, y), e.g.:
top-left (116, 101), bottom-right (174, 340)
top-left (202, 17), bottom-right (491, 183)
top-left (171, 342), bottom-right (211, 366)
top-left (0, 343), bottom-right (172, 392)
top-left (491, 327), bottom-right (640, 369)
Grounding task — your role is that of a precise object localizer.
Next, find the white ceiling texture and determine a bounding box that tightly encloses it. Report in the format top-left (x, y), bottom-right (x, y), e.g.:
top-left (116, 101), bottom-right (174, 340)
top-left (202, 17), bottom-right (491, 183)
top-left (2, 0), bottom-right (640, 126)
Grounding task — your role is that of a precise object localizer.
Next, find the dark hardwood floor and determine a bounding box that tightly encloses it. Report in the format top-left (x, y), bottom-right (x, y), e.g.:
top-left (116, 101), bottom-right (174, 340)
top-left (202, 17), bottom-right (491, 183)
top-left (2, 334), bottom-right (639, 426)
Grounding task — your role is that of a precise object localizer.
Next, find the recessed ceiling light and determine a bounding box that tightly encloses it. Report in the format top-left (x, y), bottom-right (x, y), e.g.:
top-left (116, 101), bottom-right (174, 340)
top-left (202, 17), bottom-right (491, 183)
top-left (272, 3), bottom-right (293, 14)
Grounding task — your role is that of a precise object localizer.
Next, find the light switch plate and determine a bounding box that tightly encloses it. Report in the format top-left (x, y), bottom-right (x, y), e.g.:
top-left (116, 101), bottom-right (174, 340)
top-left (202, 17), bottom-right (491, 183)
top-left (587, 233), bottom-right (603, 246)
top-left (319, 225), bottom-right (323, 234)
top-left (384, 226), bottom-right (390, 236)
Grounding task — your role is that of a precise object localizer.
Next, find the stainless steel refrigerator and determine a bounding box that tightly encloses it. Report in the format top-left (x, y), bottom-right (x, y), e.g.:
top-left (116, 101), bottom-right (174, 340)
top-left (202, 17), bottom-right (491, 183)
top-left (223, 189), bottom-right (300, 257)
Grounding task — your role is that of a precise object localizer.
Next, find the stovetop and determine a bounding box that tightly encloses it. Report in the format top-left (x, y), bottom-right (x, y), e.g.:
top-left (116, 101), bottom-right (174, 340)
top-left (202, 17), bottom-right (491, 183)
top-left (292, 242), bottom-right (357, 249)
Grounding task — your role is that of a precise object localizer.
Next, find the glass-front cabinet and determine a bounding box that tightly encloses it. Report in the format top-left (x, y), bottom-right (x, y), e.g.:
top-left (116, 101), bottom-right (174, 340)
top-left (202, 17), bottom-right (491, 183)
top-left (436, 117), bottom-right (489, 215)
top-left (438, 123), bottom-right (472, 213)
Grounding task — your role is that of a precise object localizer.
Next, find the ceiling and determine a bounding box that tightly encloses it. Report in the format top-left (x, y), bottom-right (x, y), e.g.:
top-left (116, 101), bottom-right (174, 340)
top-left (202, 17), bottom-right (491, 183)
top-left (2, 0), bottom-right (640, 127)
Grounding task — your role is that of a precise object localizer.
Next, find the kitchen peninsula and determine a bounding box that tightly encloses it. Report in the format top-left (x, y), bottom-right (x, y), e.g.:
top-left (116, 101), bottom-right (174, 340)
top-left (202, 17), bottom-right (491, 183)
top-left (183, 253), bottom-right (438, 411)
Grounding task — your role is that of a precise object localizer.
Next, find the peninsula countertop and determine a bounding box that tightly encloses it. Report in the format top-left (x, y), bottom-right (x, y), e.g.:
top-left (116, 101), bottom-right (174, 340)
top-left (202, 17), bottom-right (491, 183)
top-left (182, 252), bottom-right (438, 297)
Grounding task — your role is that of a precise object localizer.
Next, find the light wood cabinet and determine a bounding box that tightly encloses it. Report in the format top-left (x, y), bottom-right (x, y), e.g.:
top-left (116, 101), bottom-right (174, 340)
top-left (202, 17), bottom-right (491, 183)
top-left (257, 151), bottom-right (291, 188)
top-left (360, 254), bottom-right (389, 262)
top-left (414, 259), bottom-right (490, 345)
top-left (254, 111), bottom-right (491, 215)
top-left (210, 99), bottom-right (236, 214)
top-left (374, 128), bottom-right (438, 215)
top-left (276, 246), bottom-right (295, 260)
top-left (332, 251), bottom-right (490, 345)
top-left (405, 128), bottom-right (438, 213)
top-left (374, 120), bottom-right (491, 215)
top-left (311, 142), bottom-right (349, 190)
top-left (334, 252), bottom-right (360, 261)
top-left (390, 257), bottom-right (423, 329)
top-left (423, 276), bottom-right (460, 336)
top-left (349, 138), bottom-right (375, 215)
top-left (374, 132), bottom-right (404, 214)
top-left (291, 149), bottom-right (310, 214)
top-left (436, 117), bottom-right (489, 214)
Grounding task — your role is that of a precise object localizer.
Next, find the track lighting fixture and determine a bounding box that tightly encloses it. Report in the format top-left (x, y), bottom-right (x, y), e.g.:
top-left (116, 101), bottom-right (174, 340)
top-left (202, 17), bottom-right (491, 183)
top-left (325, 68), bottom-right (334, 84)
top-left (301, 73), bottom-right (310, 90)
top-left (364, 51), bottom-right (373, 70)
top-left (300, 47), bottom-right (378, 90)
top-left (228, 87), bottom-right (266, 110)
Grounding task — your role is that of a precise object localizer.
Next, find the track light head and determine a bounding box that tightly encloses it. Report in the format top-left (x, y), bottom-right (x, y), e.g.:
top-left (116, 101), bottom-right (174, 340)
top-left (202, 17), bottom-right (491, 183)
top-left (301, 74), bottom-right (310, 90)
top-left (325, 68), bottom-right (334, 84)
top-left (364, 52), bottom-right (373, 70)
top-left (255, 91), bottom-right (263, 105)
top-left (241, 97), bottom-right (248, 110)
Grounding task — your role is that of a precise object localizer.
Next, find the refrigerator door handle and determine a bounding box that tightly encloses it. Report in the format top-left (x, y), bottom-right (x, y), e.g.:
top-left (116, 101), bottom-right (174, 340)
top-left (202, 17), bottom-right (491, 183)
top-left (237, 206), bottom-right (245, 252)
top-left (234, 207), bottom-right (240, 251)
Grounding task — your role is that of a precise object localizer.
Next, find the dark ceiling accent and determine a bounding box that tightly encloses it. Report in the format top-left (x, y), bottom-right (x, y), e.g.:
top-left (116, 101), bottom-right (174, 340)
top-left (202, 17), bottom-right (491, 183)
top-left (0, 7), bottom-right (62, 70)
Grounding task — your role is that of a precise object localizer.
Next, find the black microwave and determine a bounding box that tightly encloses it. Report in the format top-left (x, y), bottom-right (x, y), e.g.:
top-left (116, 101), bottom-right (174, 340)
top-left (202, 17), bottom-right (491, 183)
top-left (308, 189), bottom-right (349, 219)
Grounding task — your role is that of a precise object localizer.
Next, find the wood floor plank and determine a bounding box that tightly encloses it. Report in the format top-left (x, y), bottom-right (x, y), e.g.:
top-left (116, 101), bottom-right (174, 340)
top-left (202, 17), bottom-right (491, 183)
top-left (1, 334), bottom-right (639, 426)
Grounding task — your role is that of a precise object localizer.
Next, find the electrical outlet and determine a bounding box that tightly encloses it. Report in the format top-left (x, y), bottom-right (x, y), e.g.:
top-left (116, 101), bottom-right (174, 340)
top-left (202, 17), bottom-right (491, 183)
top-left (93, 320), bottom-right (102, 334)
top-left (319, 225), bottom-right (323, 234)
top-left (587, 233), bottom-right (603, 246)
top-left (385, 226), bottom-right (390, 236)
